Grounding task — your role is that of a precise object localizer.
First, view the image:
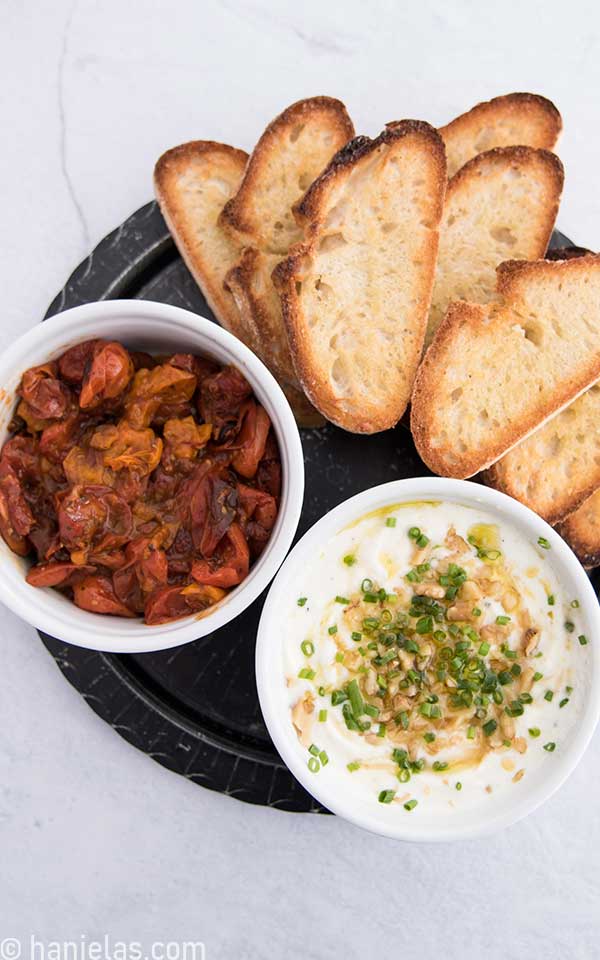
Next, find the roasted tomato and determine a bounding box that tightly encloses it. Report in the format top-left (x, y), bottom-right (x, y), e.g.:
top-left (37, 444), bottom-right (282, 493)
top-left (0, 340), bottom-right (280, 622)
top-left (144, 583), bottom-right (225, 625)
top-left (19, 363), bottom-right (71, 422)
top-left (191, 523), bottom-right (249, 588)
top-left (80, 342), bottom-right (134, 409)
top-left (73, 575), bottom-right (137, 617)
top-left (198, 366), bottom-right (252, 440)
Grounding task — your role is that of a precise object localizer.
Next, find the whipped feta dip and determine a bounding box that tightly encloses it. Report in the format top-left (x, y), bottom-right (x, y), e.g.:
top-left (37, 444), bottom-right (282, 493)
top-left (282, 500), bottom-right (589, 823)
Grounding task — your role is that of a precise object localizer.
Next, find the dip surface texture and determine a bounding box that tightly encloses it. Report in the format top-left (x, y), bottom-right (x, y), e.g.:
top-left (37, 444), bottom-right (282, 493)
top-left (284, 501), bottom-right (587, 822)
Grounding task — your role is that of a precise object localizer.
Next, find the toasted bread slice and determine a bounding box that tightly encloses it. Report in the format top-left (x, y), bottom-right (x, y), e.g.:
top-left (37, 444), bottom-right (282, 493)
top-left (485, 384), bottom-right (600, 524)
top-left (556, 489), bottom-right (600, 568)
top-left (273, 121), bottom-right (447, 433)
top-left (220, 96), bottom-right (354, 254)
top-left (427, 146), bottom-right (563, 345)
top-left (440, 93), bottom-right (562, 178)
top-left (153, 141), bottom-right (259, 348)
top-left (411, 255), bottom-right (600, 478)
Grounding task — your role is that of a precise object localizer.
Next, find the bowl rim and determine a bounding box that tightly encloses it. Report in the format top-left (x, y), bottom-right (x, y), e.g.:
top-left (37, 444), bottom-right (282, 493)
top-left (256, 476), bottom-right (600, 842)
top-left (0, 299), bottom-right (304, 653)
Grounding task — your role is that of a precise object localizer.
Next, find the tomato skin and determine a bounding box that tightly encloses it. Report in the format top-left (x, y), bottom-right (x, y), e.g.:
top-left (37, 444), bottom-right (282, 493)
top-left (79, 342), bottom-right (134, 409)
top-left (144, 583), bottom-right (225, 625)
top-left (191, 524), bottom-right (250, 588)
top-left (73, 575), bottom-right (137, 617)
top-left (26, 561), bottom-right (96, 588)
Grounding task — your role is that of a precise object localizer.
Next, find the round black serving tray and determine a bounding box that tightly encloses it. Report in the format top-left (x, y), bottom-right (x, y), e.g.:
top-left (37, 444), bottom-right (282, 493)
top-left (39, 204), bottom-right (577, 812)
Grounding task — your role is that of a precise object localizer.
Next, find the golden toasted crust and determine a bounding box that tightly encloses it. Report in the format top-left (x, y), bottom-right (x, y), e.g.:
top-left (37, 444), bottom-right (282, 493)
top-left (220, 96), bottom-right (354, 253)
top-left (556, 489), bottom-right (600, 568)
top-left (411, 255), bottom-right (600, 478)
top-left (274, 121), bottom-right (447, 433)
top-left (440, 92), bottom-right (562, 178)
top-left (153, 140), bottom-right (256, 347)
top-left (426, 145), bottom-right (563, 345)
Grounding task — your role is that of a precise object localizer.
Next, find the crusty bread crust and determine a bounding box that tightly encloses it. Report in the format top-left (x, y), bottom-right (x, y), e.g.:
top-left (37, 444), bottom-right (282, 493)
top-left (274, 121), bottom-right (447, 433)
top-left (411, 255), bottom-right (600, 478)
top-left (153, 140), bottom-right (255, 347)
top-left (556, 489), bottom-right (600, 568)
top-left (220, 96), bottom-right (354, 253)
top-left (439, 92), bottom-right (562, 178)
top-left (427, 145), bottom-right (563, 345)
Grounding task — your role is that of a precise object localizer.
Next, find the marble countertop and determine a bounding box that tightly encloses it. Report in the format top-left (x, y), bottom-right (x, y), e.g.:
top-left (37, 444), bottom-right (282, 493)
top-left (2, 1), bottom-right (600, 954)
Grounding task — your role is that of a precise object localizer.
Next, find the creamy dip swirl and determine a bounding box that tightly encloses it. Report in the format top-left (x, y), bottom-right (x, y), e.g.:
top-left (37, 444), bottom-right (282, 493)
top-left (284, 501), bottom-right (588, 820)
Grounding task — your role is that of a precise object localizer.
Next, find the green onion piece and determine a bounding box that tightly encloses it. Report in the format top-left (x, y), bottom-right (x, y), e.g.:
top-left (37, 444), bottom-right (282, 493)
top-left (472, 607), bottom-right (482, 617)
top-left (331, 689), bottom-right (348, 706)
top-left (404, 799), bottom-right (418, 811)
top-left (308, 743), bottom-right (320, 756)
top-left (519, 692), bottom-right (533, 704)
top-left (537, 536), bottom-right (551, 550)
top-left (343, 554), bottom-right (356, 566)
top-left (361, 578), bottom-right (373, 593)
top-left (406, 570), bottom-right (419, 583)
top-left (347, 679), bottom-right (364, 718)
top-left (424, 732), bottom-right (435, 743)
top-left (467, 726), bottom-right (476, 740)
top-left (328, 624), bottom-right (338, 636)
top-left (318, 709), bottom-right (327, 722)
top-left (386, 517), bottom-right (397, 528)
top-left (416, 615), bottom-right (433, 635)
top-left (496, 615), bottom-right (511, 625)
top-left (351, 631), bottom-right (362, 642)
top-left (335, 652), bottom-right (344, 663)
top-left (544, 690), bottom-right (554, 702)
top-left (308, 757), bottom-right (320, 773)
top-left (543, 742), bottom-right (556, 752)
top-left (433, 761), bottom-right (448, 772)
top-left (408, 527), bottom-right (421, 540)
top-left (301, 640), bottom-right (314, 656)
top-left (482, 719), bottom-right (498, 736)
top-left (318, 686), bottom-right (326, 696)
top-left (478, 641), bottom-right (491, 656)
top-left (533, 671), bottom-right (544, 682)
top-left (571, 599), bottom-right (580, 608)
top-left (547, 594), bottom-right (555, 606)
top-left (566, 685), bottom-right (574, 694)
top-left (347, 761), bottom-right (360, 772)
top-left (378, 789), bottom-right (396, 804)
top-left (335, 595), bottom-right (349, 605)
top-left (559, 698), bottom-right (569, 709)
top-left (377, 723), bottom-right (386, 738)
top-left (298, 668), bottom-right (315, 680)
top-left (416, 534), bottom-right (429, 548)
top-left (565, 621), bottom-right (575, 633)
top-left (364, 703), bottom-right (379, 718)
top-left (297, 597), bottom-right (307, 607)
top-left (578, 635), bottom-right (588, 646)
top-left (398, 711), bottom-right (409, 730)
top-left (528, 727), bottom-right (541, 738)
top-left (455, 782), bottom-right (462, 791)
top-left (319, 750), bottom-right (329, 766)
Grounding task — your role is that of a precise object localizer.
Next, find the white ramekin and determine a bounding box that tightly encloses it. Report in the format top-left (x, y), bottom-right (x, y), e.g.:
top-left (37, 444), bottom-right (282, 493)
top-left (256, 477), bottom-right (600, 841)
top-left (0, 300), bottom-right (304, 653)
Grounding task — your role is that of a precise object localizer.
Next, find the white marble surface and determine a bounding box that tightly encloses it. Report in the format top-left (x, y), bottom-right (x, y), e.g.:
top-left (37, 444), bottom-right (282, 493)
top-left (2, 0), bottom-right (600, 954)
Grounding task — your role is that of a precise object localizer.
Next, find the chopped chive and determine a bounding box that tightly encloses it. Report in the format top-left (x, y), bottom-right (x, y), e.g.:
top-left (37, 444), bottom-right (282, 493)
top-left (482, 719), bottom-right (498, 736)
top-left (571, 599), bottom-right (580, 608)
top-left (432, 761), bottom-right (448, 772)
top-left (318, 686), bottom-right (326, 696)
top-left (472, 607), bottom-right (482, 617)
top-left (565, 621), bottom-right (575, 633)
top-left (319, 750), bottom-right (329, 766)
top-left (347, 679), bottom-right (364, 718)
top-left (416, 534), bottom-right (429, 548)
top-left (335, 652), bottom-right (344, 663)
top-left (297, 597), bottom-right (307, 607)
top-left (300, 640), bottom-right (314, 656)
top-left (343, 554), bottom-right (356, 566)
top-left (544, 690), bottom-right (554, 702)
top-left (566, 685), bottom-right (574, 694)
top-left (496, 615), bottom-right (511, 625)
top-left (377, 723), bottom-right (386, 738)
top-left (547, 594), bottom-right (555, 606)
top-left (386, 517), bottom-right (397, 528)
top-left (378, 789), bottom-right (396, 804)
top-left (559, 698), bottom-right (569, 709)
top-left (543, 742), bottom-right (556, 752)
top-left (424, 732), bottom-right (436, 743)
top-left (455, 782), bottom-right (462, 791)
top-left (478, 641), bottom-right (491, 656)
top-left (364, 703), bottom-right (379, 718)
top-left (308, 757), bottom-right (320, 773)
top-left (533, 671), bottom-right (543, 682)
top-left (335, 595), bottom-right (349, 605)
top-left (347, 761), bottom-right (360, 772)
top-left (578, 635), bottom-right (588, 646)
top-left (298, 668), bottom-right (315, 680)
top-left (528, 727), bottom-right (541, 738)
top-left (404, 799), bottom-right (418, 811)
top-left (408, 527), bottom-right (421, 540)
top-left (467, 726), bottom-right (476, 740)
top-left (331, 689), bottom-right (348, 706)
top-left (328, 626), bottom-right (339, 638)
top-left (537, 536), bottom-right (551, 550)
top-left (398, 710), bottom-right (409, 730)
top-left (318, 709), bottom-right (327, 722)
top-left (361, 578), bottom-right (373, 593)
top-left (308, 743), bottom-right (320, 756)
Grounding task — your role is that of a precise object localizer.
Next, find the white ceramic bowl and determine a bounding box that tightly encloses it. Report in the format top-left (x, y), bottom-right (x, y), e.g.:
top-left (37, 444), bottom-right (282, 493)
top-left (0, 300), bottom-right (304, 653)
top-left (256, 477), bottom-right (600, 841)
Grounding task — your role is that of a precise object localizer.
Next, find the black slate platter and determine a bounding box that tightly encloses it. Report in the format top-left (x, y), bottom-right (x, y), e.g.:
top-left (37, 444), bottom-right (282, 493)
top-left (39, 203), bottom-right (576, 812)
